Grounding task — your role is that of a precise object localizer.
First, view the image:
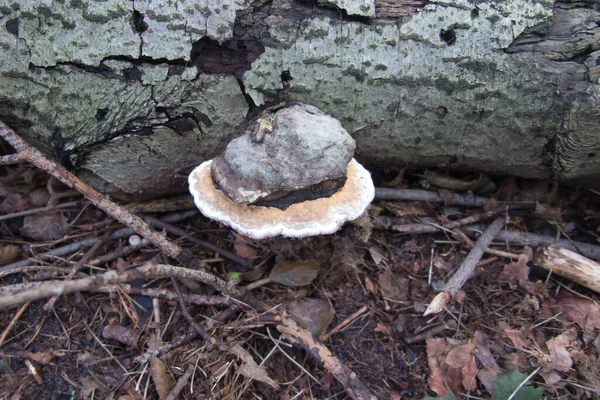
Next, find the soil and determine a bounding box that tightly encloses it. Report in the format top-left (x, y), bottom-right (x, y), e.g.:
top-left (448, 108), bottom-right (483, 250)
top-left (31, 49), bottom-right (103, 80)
top-left (1, 164), bottom-right (600, 399)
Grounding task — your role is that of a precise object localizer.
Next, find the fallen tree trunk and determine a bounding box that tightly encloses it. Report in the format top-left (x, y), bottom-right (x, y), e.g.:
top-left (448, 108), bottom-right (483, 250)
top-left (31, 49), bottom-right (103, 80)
top-left (0, 0), bottom-right (598, 198)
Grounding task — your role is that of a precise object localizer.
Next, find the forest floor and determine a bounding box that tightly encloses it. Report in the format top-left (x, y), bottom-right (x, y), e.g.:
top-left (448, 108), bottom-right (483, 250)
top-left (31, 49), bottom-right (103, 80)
top-left (1, 161), bottom-right (600, 400)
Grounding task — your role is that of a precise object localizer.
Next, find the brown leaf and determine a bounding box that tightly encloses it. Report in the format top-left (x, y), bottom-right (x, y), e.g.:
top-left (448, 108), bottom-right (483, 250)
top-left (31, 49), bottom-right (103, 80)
top-left (21, 211), bottom-right (71, 241)
top-left (433, 256), bottom-right (452, 271)
top-left (426, 338), bottom-right (450, 397)
top-left (378, 269), bottom-right (410, 301)
top-left (499, 253), bottom-right (531, 290)
top-left (269, 259), bottom-right (320, 287)
top-left (233, 233), bottom-right (257, 259)
top-left (365, 276), bottom-right (378, 296)
top-left (374, 323), bottom-right (392, 336)
top-left (0, 244), bottom-right (23, 266)
top-left (0, 193), bottom-right (31, 213)
top-left (102, 324), bottom-right (139, 347)
top-left (369, 245), bottom-right (385, 266)
top-left (546, 328), bottom-right (577, 373)
top-left (543, 292), bottom-right (600, 333)
top-left (229, 343), bottom-right (278, 388)
top-left (149, 358), bottom-right (176, 399)
top-left (445, 339), bottom-right (477, 392)
top-left (284, 298), bottom-right (334, 337)
top-left (474, 331), bottom-right (502, 393)
top-left (503, 328), bottom-right (531, 350)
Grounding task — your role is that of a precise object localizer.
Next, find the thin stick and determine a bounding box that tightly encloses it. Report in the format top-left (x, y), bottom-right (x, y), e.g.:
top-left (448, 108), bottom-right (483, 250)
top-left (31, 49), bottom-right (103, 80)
top-left (0, 262), bottom-right (240, 309)
top-left (97, 284), bottom-right (232, 306)
top-left (424, 218), bottom-right (505, 316)
top-left (464, 224), bottom-right (600, 260)
top-left (164, 363), bottom-right (195, 400)
top-left (0, 210), bottom-right (196, 274)
top-left (0, 200), bottom-right (81, 222)
top-left (170, 277), bottom-right (214, 343)
top-left (277, 313), bottom-right (376, 400)
top-left (453, 229), bottom-right (519, 260)
top-left (0, 301), bottom-right (31, 347)
top-left (44, 231), bottom-right (112, 310)
top-left (506, 366), bottom-right (541, 400)
top-left (375, 187), bottom-right (490, 207)
top-left (0, 153), bottom-right (23, 165)
top-left (320, 305), bottom-right (368, 341)
top-left (145, 216), bottom-right (252, 268)
top-left (391, 207), bottom-right (516, 234)
top-left (0, 121), bottom-right (235, 296)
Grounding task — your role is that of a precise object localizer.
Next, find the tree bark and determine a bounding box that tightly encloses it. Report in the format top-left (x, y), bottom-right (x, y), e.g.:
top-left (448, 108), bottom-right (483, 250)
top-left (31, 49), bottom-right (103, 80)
top-left (0, 0), bottom-right (598, 198)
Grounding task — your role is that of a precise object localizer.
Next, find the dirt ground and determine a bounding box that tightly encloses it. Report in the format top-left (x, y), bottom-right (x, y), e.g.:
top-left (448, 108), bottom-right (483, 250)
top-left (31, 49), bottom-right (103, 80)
top-left (1, 163), bottom-right (600, 400)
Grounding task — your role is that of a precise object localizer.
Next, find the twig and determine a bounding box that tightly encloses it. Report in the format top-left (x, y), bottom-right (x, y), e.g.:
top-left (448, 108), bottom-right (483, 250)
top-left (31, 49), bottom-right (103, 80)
top-left (97, 284), bottom-right (233, 306)
top-left (391, 207), bottom-right (516, 234)
top-left (0, 200), bottom-right (82, 222)
top-left (464, 224), bottom-right (600, 260)
top-left (164, 363), bottom-right (195, 400)
top-left (44, 231), bottom-right (112, 310)
top-left (134, 331), bottom-right (200, 364)
top-left (0, 121), bottom-right (236, 296)
top-left (0, 262), bottom-right (240, 310)
top-left (375, 187), bottom-right (489, 207)
top-left (170, 277), bottom-right (214, 343)
top-left (0, 301), bottom-right (31, 347)
top-left (320, 305), bottom-right (368, 341)
top-left (0, 265), bottom-right (86, 279)
top-left (88, 239), bottom-right (151, 266)
top-left (506, 366), bottom-right (541, 400)
top-left (453, 229), bottom-right (519, 260)
top-left (404, 320), bottom-right (457, 344)
top-left (0, 210), bottom-right (197, 274)
top-left (145, 216), bottom-right (252, 268)
top-left (276, 313), bottom-right (377, 400)
top-left (0, 153), bottom-right (24, 165)
top-left (424, 218), bottom-right (505, 316)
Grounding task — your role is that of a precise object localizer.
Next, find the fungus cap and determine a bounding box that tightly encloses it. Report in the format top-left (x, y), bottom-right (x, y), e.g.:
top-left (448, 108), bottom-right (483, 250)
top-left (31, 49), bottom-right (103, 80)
top-left (188, 158), bottom-right (374, 239)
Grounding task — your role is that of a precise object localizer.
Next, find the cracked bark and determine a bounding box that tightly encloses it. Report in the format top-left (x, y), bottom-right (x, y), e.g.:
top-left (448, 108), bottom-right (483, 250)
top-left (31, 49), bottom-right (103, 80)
top-left (0, 0), bottom-right (599, 198)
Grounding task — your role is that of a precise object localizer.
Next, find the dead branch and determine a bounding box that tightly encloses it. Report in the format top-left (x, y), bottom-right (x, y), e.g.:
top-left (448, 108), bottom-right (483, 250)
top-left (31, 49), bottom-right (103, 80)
top-left (0, 262), bottom-right (240, 310)
top-left (453, 229), bottom-right (519, 260)
top-left (164, 363), bottom-right (195, 400)
top-left (0, 121), bottom-right (237, 296)
top-left (98, 284), bottom-right (233, 306)
top-left (0, 210), bottom-right (196, 274)
top-left (145, 216), bottom-right (252, 268)
top-left (171, 277), bottom-right (214, 343)
top-left (424, 218), bottom-right (505, 316)
top-left (534, 245), bottom-right (600, 293)
top-left (277, 313), bottom-right (377, 400)
top-left (375, 187), bottom-right (489, 207)
top-left (464, 224), bottom-right (600, 260)
top-left (0, 200), bottom-right (82, 222)
top-left (0, 153), bottom-right (23, 165)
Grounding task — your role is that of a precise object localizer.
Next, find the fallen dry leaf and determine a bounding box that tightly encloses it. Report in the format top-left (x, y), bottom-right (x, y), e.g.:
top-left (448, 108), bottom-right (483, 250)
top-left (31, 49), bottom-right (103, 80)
top-left (0, 244), bottom-right (23, 265)
top-left (0, 192), bottom-right (31, 214)
top-left (229, 343), bottom-right (278, 388)
top-left (503, 328), bottom-right (531, 350)
top-left (382, 201), bottom-right (427, 217)
top-left (474, 331), bottom-right (502, 393)
top-left (21, 211), bottom-right (71, 241)
top-left (374, 322), bottom-right (392, 336)
top-left (378, 269), bottom-right (410, 301)
top-left (365, 276), bottom-right (378, 296)
top-left (149, 357), bottom-right (176, 399)
top-left (542, 292), bottom-right (600, 333)
top-left (426, 337), bottom-right (477, 397)
top-left (445, 339), bottom-right (477, 392)
top-left (269, 259), bottom-right (320, 287)
top-left (546, 328), bottom-right (577, 373)
top-left (284, 298), bottom-right (334, 337)
top-left (233, 233), bottom-right (257, 259)
top-left (102, 324), bottom-right (139, 347)
top-left (369, 245), bottom-right (385, 265)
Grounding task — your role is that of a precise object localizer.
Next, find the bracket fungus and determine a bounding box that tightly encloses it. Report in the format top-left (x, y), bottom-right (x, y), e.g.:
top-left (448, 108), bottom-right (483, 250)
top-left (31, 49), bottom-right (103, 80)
top-left (188, 103), bottom-right (374, 239)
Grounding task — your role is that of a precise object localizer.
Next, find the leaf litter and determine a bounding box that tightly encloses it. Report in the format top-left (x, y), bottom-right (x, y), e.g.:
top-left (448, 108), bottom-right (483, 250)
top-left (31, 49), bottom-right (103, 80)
top-left (1, 167), bottom-right (600, 399)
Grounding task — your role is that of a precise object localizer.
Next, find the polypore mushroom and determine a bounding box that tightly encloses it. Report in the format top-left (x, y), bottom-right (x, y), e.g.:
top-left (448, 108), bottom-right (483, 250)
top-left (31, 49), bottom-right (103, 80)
top-left (188, 103), bottom-right (374, 239)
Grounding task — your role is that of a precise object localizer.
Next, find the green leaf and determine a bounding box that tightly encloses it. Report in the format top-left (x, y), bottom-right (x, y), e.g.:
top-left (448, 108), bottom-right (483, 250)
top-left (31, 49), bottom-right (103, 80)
top-left (421, 390), bottom-right (458, 400)
top-left (492, 370), bottom-right (543, 400)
